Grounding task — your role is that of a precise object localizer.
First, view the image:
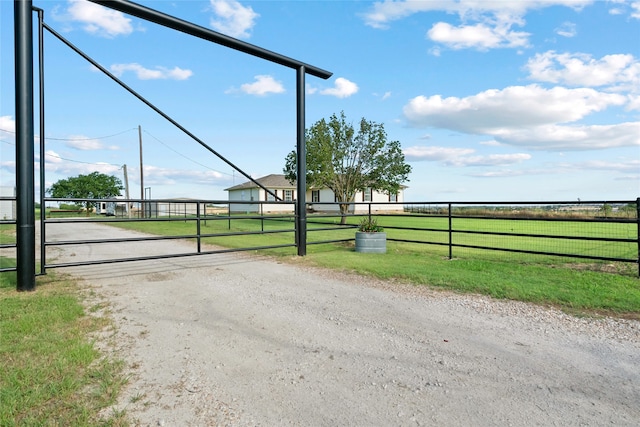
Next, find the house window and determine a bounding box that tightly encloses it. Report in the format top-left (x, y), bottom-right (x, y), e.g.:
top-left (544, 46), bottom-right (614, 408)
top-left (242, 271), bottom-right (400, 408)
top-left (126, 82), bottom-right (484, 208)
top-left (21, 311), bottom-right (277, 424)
top-left (312, 190), bottom-right (320, 203)
top-left (389, 192), bottom-right (397, 202)
top-left (266, 189), bottom-right (276, 201)
top-left (363, 187), bottom-right (372, 202)
top-left (284, 189), bottom-right (293, 201)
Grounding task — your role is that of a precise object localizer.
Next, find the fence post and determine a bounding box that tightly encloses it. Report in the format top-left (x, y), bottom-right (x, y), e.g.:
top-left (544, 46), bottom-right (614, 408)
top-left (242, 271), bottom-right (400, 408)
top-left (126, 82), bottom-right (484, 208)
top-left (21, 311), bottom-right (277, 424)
top-left (295, 65), bottom-right (307, 256)
top-left (448, 203), bottom-right (452, 260)
top-left (196, 202), bottom-right (201, 253)
top-left (636, 197), bottom-right (639, 277)
top-left (294, 202), bottom-right (298, 250)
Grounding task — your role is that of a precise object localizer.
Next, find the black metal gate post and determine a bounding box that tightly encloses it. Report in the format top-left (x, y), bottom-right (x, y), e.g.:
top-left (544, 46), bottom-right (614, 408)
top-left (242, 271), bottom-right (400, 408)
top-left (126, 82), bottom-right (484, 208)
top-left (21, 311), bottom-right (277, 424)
top-left (14, 0), bottom-right (35, 291)
top-left (295, 65), bottom-right (306, 256)
top-left (37, 7), bottom-right (46, 276)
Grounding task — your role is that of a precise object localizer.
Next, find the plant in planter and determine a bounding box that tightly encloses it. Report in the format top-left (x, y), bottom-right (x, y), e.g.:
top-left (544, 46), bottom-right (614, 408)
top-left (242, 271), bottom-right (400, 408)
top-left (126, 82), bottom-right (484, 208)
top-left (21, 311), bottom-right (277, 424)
top-left (355, 217), bottom-right (387, 253)
top-left (358, 217), bottom-right (384, 233)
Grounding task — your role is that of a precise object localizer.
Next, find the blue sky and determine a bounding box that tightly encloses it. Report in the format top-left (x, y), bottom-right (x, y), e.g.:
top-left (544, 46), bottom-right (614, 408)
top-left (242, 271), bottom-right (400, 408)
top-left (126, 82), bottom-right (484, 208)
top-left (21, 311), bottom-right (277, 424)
top-left (1, 0), bottom-right (639, 202)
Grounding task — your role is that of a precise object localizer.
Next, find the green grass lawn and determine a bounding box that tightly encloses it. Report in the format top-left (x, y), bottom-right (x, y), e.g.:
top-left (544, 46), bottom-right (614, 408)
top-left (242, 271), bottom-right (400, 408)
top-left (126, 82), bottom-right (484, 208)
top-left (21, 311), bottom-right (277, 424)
top-left (0, 223), bottom-right (15, 246)
top-left (0, 259), bottom-right (127, 426)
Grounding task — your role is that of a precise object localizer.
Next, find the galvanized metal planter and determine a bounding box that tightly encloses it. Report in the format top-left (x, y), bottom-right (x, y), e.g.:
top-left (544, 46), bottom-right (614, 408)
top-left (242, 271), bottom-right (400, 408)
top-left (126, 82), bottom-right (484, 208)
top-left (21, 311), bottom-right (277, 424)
top-left (355, 231), bottom-right (387, 254)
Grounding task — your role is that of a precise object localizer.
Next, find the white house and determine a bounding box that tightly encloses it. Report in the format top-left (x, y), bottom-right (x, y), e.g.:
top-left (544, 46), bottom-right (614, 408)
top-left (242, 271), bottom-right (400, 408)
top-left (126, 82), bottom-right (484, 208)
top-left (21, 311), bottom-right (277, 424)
top-left (225, 174), bottom-right (406, 214)
top-left (0, 186), bottom-right (16, 220)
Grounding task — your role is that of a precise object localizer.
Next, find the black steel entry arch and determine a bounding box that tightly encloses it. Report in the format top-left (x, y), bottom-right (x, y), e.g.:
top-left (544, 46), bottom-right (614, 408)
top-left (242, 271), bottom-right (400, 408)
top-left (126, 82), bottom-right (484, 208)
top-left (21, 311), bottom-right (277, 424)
top-left (13, 0), bottom-right (332, 290)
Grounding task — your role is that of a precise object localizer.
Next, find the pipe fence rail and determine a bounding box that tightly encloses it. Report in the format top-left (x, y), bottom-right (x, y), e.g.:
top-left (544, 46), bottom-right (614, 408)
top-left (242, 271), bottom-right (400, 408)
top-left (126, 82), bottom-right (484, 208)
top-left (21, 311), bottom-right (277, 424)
top-left (390, 200), bottom-right (638, 269)
top-left (0, 198), bottom-right (637, 277)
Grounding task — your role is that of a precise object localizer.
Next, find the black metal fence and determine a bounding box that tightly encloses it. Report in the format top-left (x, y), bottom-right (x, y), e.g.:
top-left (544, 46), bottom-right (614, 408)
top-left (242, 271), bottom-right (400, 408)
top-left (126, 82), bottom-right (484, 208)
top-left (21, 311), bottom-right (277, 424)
top-left (0, 195), bottom-right (17, 274)
top-left (0, 197), bottom-right (637, 276)
top-left (388, 200), bottom-right (638, 267)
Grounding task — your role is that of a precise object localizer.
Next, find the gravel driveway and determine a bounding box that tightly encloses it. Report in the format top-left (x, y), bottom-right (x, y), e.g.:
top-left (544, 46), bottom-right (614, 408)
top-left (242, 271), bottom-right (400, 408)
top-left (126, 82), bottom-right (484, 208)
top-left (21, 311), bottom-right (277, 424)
top-left (46, 221), bottom-right (640, 426)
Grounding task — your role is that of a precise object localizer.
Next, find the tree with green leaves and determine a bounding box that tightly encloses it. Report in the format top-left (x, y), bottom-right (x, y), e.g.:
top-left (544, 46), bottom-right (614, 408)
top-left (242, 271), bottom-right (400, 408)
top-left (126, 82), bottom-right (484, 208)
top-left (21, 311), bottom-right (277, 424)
top-left (47, 171), bottom-right (123, 214)
top-left (284, 111), bottom-right (411, 223)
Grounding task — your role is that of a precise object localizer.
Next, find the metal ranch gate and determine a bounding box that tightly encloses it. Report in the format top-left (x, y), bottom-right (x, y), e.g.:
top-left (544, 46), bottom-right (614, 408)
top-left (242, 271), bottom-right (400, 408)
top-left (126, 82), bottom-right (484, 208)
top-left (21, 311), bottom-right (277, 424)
top-left (12, 0), bottom-right (332, 290)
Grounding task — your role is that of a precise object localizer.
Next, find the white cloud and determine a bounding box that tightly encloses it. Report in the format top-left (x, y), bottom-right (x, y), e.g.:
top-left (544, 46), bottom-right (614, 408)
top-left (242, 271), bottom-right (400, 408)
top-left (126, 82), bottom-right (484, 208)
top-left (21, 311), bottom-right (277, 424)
top-left (607, 0), bottom-right (640, 18)
top-left (363, 0), bottom-right (592, 29)
top-left (632, 1), bottom-right (640, 19)
top-left (209, 0), bottom-right (259, 39)
top-left (627, 95), bottom-right (640, 111)
top-left (0, 160), bottom-right (15, 175)
top-left (238, 75), bottom-right (285, 96)
top-left (362, 0), bottom-right (591, 50)
top-left (427, 21), bottom-right (529, 50)
top-left (110, 63), bottom-right (193, 80)
top-left (44, 151), bottom-right (120, 177)
top-left (404, 146), bottom-right (475, 161)
top-left (494, 122), bottom-right (640, 150)
top-left (615, 174), bottom-right (639, 181)
top-left (0, 116), bottom-right (16, 134)
top-left (470, 169), bottom-right (529, 178)
top-left (554, 21), bottom-right (577, 37)
top-left (404, 85), bottom-right (625, 131)
top-left (404, 145), bottom-right (531, 167)
top-left (373, 91), bottom-right (392, 100)
top-left (525, 51), bottom-right (640, 91)
top-left (141, 165), bottom-right (226, 186)
top-left (571, 159), bottom-right (640, 173)
top-left (403, 85), bottom-right (635, 150)
top-left (67, 0), bottom-right (133, 37)
top-left (44, 150), bottom-right (64, 164)
top-left (319, 78), bottom-right (359, 98)
top-left (63, 135), bottom-right (118, 151)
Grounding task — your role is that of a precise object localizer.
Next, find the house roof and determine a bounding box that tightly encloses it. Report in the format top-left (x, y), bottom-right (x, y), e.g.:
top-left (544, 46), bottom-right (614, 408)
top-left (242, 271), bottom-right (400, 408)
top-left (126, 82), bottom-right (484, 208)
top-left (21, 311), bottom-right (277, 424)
top-left (225, 173), bottom-right (409, 192)
top-left (225, 174), bottom-right (295, 191)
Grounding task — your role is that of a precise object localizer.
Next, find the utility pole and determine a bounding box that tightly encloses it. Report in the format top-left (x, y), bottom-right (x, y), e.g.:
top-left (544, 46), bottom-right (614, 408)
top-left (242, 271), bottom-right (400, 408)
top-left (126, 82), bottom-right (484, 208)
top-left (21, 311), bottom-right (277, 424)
top-left (122, 164), bottom-right (131, 218)
top-left (138, 125), bottom-right (144, 200)
top-left (138, 125), bottom-right (144, 218)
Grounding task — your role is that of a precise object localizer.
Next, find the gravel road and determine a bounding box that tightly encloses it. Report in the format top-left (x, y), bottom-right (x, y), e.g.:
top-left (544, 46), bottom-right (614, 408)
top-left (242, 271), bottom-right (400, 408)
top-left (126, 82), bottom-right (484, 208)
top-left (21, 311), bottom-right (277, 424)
top-left (46, 222), bottom-right (640, 426)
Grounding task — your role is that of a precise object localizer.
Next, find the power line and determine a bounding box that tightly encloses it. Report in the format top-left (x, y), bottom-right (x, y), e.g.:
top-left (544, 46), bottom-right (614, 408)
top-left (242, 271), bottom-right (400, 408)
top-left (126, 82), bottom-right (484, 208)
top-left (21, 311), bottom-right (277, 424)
top-left (43, 151), bottom-right (121, 167)
top-left (143, 129), bottom-right (235, 178)
top-left (45, 127), bottom-right (138, 141)
top-left (1, 130), bottom-right (122, 167)
top-left (2, 126), bottom-right (236, 177)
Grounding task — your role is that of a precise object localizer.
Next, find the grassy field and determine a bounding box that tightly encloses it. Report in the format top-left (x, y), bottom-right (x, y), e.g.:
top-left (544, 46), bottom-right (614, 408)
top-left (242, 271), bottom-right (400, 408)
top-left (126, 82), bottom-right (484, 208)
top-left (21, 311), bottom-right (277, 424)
top-left (0, 223), bottom-right (15, 246)
top-left (106, 213), bottom-right (640, 318)
top-left (108, 213), bottom-right (637, 262)
top-left (0, 260), bottom-right (127, 426)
